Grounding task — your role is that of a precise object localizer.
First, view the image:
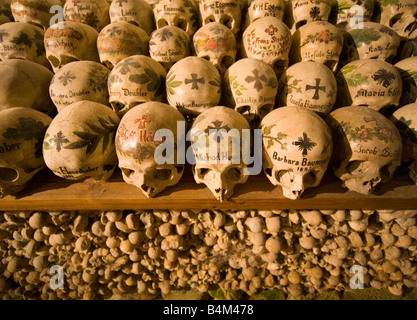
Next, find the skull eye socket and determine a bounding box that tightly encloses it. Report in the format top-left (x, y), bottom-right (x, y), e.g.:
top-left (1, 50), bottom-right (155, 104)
top-left (273, 60), bottom-right (287, 76)
top-left (0, 168), bottom-right (18, 182)
top-left (220, 15), bottom-right (232, 29)
top-left (295, 20), bottom-right (307, 29)
top-left (176, 19), bottom-right (188, 31)
top-left (303, 170), bottom-right (318, 185)
top-left (258, 104), bottom-right (274, 118)
top-left (158, 19), bottom-right (168, 28)
top-left (48, 55), bottom-right (61, 69)
top-left (347, 160), bottom-right (366, 175)
top-left (121, 167), bottom-right (135, 178)
top-left (275, 169), bottom-right (293, 183)
top-left (154, 168), bottom-right (173, 180)
top-left (236, 105), bottom-right (251, 115)
top-left (220, 55), bottom-right (234, 71)
top-left (380, 163), bottom-right (394, 181)
top-left (197, 168), bottom-right (214, 180)
top-left (225, 167), bottom-right (243, 181)
top-left (324, 60), bottom-right (337, 71)
top-left (204, 15), bottom-right (215, 24)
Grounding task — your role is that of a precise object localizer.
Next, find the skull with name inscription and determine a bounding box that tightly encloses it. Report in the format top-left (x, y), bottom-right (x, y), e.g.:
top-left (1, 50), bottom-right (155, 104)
top-left (63, 0), bottom-right (110, 31)
top-left (377, 0), bottom-right (417, 38)
top-left (10, 0), bottom-right (63, 29)
top-left (199, 0), bottom-right (242, 35)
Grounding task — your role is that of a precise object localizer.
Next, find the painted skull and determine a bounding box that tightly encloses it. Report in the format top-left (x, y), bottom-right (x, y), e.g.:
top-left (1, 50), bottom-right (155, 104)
top-left (336, 59), bottom-right (402, 112)
top-left (108, 55), bottom-right (166, 117)
top-left (0, 22), bottom-right (49, 68)
top-left (149, 25), bottom-right (192, 70)
top-left (166, 56), bottom-right (221, 117)
top-left (395, 57), bottom-right (417, 106)
top-left (109, 0), bottom-right (155, 35)
top-left (391, 102), bottom-right (417, 184)
top-left (242, 16), bottom-right (292, 77)
top-left (43, 101), bottom-right (120, 181)
top-left (115, 101), bottom-right (186, 197)
top-left (191, 106), bottom-right (250, 201)
top-left (193, 22), bottom-right (236, 75)
top-left (10, 0), bottom-right (63, 29)
top-left (326, 106), bottom-right (402, 195)
top-left (377, 0), bottom-right (417, 38)
top-left (0, 107), bottom-right (52, 197)
top-left (244, 0), bottom-right (285, 30)
top-left (153, 0), bottom-right (199, 37)
top-left (261, 106), bottom-right (333, 199)
top-left (0, 59), bottom-right (54, 114)
top-left (224, 58), bottom-right (278, 123)
top-left (63, 0), bottom-right (110, 31)
top-left (97, 22), bottom-right (150, 70)
top-left (277, 61), bottom-right (337, 116)
top-left (335, 0), bottom-right (374, 28)
top-left (0, 0), bottom-right (13, 25)
top-left (199, 0), bottom-right (242, 35)
top-left (290, 21), bottom-right (344, 73)
top-left (44, 21), bottom-right (100, 72)
top-left (290, 0), bottom-right (331, 30)
top-left (50, 61), bottom-right (110, 112)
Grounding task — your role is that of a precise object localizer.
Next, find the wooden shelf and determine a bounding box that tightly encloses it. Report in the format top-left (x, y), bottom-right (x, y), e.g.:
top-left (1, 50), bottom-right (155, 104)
top-left (1, 165), bottom-right (417, 211)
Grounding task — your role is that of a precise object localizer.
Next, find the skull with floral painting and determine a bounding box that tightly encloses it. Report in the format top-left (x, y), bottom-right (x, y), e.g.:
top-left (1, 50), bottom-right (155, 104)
top-left (43, 101), bottom-right (120, 181)
top-left (395, 56), bottom-right (417, 106)
top-left (0, 107), bottom-right (52, 197)
top-left (115, 101), bottom-right (186, 198)
top-left (108, 55), bottom-right (166, 117)
top-left (326, 105), bottom-right (402, 195)
top-left (244, 0), bottom-right (285, 30)
top-left (278, 61), bottom-right (337, 116)
top-left (97, 22), bottom-right (150, 70)
top-left (224, 58), bottom-right (278, 123)
top-left (44, 21), bottom-right (100, 72)
top-left (193, 22), bottom-right (236, 76)
top-left (64, 0), bottom-right (110, 31)
top-left (149, 25), bottom-right (191, 70)
top-left (336, 59), bottom-right (402, 112)
top-left (199, 0), bottom-right (242, 35)
top-left (290, 0), bottom-right (331, 30)
top-left (377, 0), bottom-right (417, 38)
top-left (10, 0), bottom-right (63, 29)
top-left (261, 106), bottom-right (333, 200)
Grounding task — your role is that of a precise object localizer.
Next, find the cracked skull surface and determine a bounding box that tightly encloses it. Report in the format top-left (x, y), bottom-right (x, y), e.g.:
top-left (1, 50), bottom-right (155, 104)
top-left (261, 106), bottom-right (333, 200)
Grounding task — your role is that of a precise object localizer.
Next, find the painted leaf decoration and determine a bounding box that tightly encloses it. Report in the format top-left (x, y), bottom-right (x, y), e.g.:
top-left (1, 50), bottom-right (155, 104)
top-left (169, 81), bottom-right (182, 88)
top-left (267, 139), bottom-right (274, 149)
top-left (350, 28), bottom-right (381, 47)
top-left (346, 73), bottom-right (369, 87)
top-left (129, 73), bottom-right (150, 84)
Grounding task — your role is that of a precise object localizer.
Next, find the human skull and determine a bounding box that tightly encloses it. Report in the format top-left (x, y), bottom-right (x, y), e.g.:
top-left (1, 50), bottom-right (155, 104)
top-left (153, 0), bottom-right (199, 37)
top-left (335, 59), bottom-right (402, 111)
top-left (97, 22), bottom-right (150, 70)
top-left (325, 105), bottom-right (402, 194)
top-left (343, 22), bottom-right (401, 63)
top-left (224, 58), bottom-right (278, 123)
top-left (44, 21), bottom-right (100, 72)
top-left (166, 56), bottom-right (221, 117)
top-left (50, 61), bottom-right (110, 112)
top-left (108, 55), bottom-right (166, 117)
top-left (149, 25), bottom-right (191, 70)
top-left (193, 22), bottom-right (236, 75)
top-left (109, 0), bottom-right (155, 35)
top-left (335, 0), bottom-right (374, 28)
top-left (0, 107), bottom-right (52, 197)
top-left (191, 106), bottom-right (250, 201)
top-left (377, 0), bottom-right (417, 38)
top-left (10, 0), bottom-right (63, 29)
top-left (290, 21), bottom-right (343, 73)
top-left (0, 59), bottom-right (54, 114)
top-left (43, 101), bottom-right (120, 181)
top-left (63, 0), bottom-right (110, 31)
top-left (395, 56), bottom-right (417, 106)
top-left (391, 102), bottom-right (417, 183)
top-left (242, 16), bottom-right (292, 77)
top-left (261, 106), bottom-right (333, 199)
top-left (290, 0), bottom-right (331, 30)
top-left (0, 0), bottom-right (13, 25)
top-left (277, 61), bottom-right (337, 116)
top-left (244, 0), bottom-right (285, 30)
top-left (115, 101), bottom-right (185, 197)
top-left (199, 0), bottom-right (242, 35)
top-left (0, 22), bottom-right (49, 68)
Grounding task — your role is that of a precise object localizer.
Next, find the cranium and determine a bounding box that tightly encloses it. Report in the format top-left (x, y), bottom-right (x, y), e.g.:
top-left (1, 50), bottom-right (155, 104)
top-left (290, 21), bottom-right (344, 73)
top-left (49, 61), bottom-right (110, 112)
top-left (335, 59), bottom-right (402, 112)
top-left (166, 56), bottom-right (221, 117)
top-left (115, 101), bottom-right (185, 197)
top-left (326, 105), bottom-right (402, 195)
top-left (191, 106), bottom-right (250, 201)
top-left (335, 0), bottom-right (374, 28)
top-left (290, 0), bottom-right (331, 30)
top-left (277, 61), bottom-right (337, 116)
top-left (193, 22), bottom-right (236, 75)
top-left (0, 107), bottom-right (52, 197)
top-left (153, 0), bottom-right (199, 37)
top-left (377, 0), bottom-right (417, 38)
top-left (0, 21), bottom-right (49, 68)
top-left (242, 16), bottom-right (292, 77)
top-left (44, 21), bottom-right (100, 72)
top-left (109, 0), bottom-right (155, 35)
top-left (0, 0), bottom-right (13, 25)
top-left (0, 59), bottom-right (54, 114)
top-left (244, 0), bottom-right (285, 30)
top-left (199, 0), bottom-right (242, 35)
top-left (261, 106), bottom-right (333, 199)
top-left (43, 101), bottom-right (120, 181)
top-left (391, 102), bottom-right (417, 184)
top-left (10, 0), bottom-right (63, 29)
top-left (224, 58), bottom-right (278, 123)
top-left (149, 25), bottom-right (192, 70)
top-left (63, 0), bottom-right (110, 31)
top-left (108, 55), bottom-right (166, 117)
top-left (395, 56), bottom-right (417, 106)
top-left (97, 21), bottom-right (150, 69)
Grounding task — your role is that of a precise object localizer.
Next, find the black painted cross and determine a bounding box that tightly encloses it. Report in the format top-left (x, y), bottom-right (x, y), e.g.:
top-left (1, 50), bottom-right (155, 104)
top-left (115, 0), bottom-right (128, 6)
top-left (305, 78), bottom-right (326, 100)
top-left (0, 30), bottom-right (9, 43)
top-left (205, 120), bottom-right (230, 141)
top-left (185, 73), bottom-right (205, 90)
top-left (292, 132), bottom-right (317, 156)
